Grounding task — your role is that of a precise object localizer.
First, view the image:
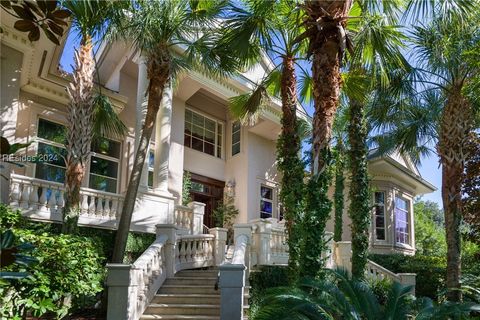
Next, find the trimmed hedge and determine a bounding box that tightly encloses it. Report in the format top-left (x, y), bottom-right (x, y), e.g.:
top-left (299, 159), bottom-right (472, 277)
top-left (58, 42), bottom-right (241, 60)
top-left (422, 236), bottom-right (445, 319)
top-left (249, 266), bottom-right (289, 318)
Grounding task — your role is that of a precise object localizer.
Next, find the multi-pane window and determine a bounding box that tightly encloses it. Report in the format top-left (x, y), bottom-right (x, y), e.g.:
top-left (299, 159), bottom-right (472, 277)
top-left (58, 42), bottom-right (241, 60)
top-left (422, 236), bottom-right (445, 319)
top-left (35, 119), bottom-right (67, 183)
top-left (147, 150), bottom-right (154, 188)
top-left (184, 108), bottom-right (223, 158)
top-left (260, 185), bottom-right (273, 219)
top-left (374, 192), bottom-right (386, 240)
top-left (231, 121), bottom-right (241, 156)
top-left (35, 118), bottom-right (120, 193)
top-left (89, 138), bottom-right (120, 193)
top-left (395, 197), bottom-right (410, 245)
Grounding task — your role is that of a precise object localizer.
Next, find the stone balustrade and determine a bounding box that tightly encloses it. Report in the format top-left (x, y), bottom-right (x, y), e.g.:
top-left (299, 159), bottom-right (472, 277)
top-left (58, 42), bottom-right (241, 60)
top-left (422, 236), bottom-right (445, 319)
top-left (366, 260), bottom-right (416, 294)
top-left (106, 233), bottom-right (168, 320)
top-left (175, 234), bottom-right (215, 271)
top-left (9, 174), bottom-right (124, 224)
top-left (173, 205), bottom-right (193, 231)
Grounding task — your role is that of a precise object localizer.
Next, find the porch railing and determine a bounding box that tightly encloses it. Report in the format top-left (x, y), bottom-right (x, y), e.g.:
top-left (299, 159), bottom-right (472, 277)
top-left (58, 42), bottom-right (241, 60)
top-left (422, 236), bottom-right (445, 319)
top-left (9, 173), bottom-right (124, 222)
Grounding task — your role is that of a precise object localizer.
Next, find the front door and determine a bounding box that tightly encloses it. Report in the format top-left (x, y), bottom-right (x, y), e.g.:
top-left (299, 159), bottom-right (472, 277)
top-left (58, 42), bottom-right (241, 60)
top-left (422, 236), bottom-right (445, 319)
top-left (189, 173), bottom-right (224, 228)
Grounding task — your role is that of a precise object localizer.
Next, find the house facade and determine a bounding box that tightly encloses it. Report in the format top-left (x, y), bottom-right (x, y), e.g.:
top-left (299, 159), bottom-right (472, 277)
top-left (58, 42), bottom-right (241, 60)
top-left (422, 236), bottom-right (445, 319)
top-left (1, 16), bottom-right (434, 255)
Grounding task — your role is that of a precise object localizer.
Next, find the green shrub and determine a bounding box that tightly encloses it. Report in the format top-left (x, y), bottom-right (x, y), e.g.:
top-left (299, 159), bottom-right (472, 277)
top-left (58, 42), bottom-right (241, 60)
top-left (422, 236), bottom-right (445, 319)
top-left (369, 253), bottom-right (446, 299)
top-left (249, 266), bottom-right (289, 318)
top-left (365, 277), bottom-right (394, 305)
top-left (124, 232), bottom-right (156, 263)
top-left (0, 205), bottom-right (105, 319)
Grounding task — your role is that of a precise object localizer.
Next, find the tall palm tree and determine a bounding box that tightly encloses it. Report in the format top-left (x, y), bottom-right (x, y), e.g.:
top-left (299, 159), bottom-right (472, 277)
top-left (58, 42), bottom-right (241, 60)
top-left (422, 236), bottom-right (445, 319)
top-left (61, 0), bottom-right (125, 233)
top-left (222, 0), bottom-right (307, 282)
top-left (370, 11), bottom-right (480, 301)
top-left (111, 0), bottom-right (233, 262)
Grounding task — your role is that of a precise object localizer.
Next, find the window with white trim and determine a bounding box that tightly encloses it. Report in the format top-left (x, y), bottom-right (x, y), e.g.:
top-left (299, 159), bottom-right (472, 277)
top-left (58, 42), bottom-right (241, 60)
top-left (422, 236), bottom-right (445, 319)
top-left (260, 185), bottom-right (274, 219)
top-left (35, 118), bottom-right (121, 193)
top-left (184, 108), bottom-right (223, 158)
top-left (35, 119), bottom-right (67, 183)
top-left (89, 138), bottom-right (120, 193)
top-left (374, 192), bottom-right (386, 240)
top-left (231, 121), bottom-right (241, 156)
top-left (395, 196), bottom-right (410, 245)
top-left (147, 150), bottom-right (154, 188)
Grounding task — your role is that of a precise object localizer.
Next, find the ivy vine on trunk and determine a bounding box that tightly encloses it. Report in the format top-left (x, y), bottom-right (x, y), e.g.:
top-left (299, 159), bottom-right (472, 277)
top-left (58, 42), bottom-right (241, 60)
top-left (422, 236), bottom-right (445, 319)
top-left (333, 139), bottom-right (345, 242)
top-left (347, 99), bottom-right (370, 279)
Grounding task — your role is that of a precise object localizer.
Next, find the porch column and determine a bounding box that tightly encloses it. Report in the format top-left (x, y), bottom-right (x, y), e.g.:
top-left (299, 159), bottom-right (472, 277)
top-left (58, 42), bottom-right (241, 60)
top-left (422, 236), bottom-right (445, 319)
top-left (153, 80), bottom-right (173, 194)
top-left (135, 56), bottom-right (149, 190)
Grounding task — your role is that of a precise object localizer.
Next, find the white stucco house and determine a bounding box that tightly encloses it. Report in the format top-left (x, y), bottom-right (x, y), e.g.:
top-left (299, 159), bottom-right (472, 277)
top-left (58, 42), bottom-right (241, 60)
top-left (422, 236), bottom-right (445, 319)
top-left (1, 13), bottom-right (436, 320)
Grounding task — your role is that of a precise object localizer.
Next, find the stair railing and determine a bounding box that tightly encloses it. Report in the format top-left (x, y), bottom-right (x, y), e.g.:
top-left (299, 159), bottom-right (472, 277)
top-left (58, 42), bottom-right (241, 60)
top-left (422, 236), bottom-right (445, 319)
top-left (219, 224), bottom-right (252, 320)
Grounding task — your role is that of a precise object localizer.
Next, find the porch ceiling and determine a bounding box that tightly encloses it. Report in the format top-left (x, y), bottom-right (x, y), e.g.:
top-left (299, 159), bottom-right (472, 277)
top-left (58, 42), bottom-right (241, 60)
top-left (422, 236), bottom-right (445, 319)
top-left (248, 119), bottom-right (281, 141)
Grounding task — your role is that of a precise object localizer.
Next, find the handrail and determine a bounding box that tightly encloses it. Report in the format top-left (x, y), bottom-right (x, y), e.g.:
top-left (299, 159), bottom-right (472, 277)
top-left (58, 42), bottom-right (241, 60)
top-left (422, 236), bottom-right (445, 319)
top-left (366, 259), bottom-right (401, 282)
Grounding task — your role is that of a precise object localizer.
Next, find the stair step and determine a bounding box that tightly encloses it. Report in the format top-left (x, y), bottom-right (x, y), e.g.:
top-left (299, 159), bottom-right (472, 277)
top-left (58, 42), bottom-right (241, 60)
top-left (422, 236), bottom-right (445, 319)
top-left (159, 285), bottom-right (219, 294)
top-left (165, 277), bottom-right (218, 286)
top-left (140, 315), bottom-right (219, 320)
top-left (176, 270), bottom-right (219, 277)
top-left (152, 294), bottom-right (220, 304)
top-left (144, 304), bottom-right (220, 316)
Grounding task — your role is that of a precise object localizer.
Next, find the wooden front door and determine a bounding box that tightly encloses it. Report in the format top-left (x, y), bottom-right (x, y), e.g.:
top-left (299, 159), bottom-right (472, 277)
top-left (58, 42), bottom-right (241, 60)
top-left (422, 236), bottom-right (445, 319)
top-left (189, 173), bottom-right (224, 228)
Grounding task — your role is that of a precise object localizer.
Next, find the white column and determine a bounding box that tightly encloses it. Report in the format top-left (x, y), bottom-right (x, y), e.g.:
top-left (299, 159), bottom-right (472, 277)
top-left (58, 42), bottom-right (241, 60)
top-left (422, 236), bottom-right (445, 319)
top-left (153, 80), bottom-right (173, 194)
top-left (135, 57), bottom-right (149, 191)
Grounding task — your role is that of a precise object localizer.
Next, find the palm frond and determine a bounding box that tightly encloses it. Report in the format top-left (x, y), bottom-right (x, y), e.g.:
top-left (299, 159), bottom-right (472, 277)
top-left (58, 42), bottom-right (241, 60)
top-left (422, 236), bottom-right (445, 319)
top-left (92, 94), bottom-right (128, 140)
top-left (229, 85), bottom-right (269, 126)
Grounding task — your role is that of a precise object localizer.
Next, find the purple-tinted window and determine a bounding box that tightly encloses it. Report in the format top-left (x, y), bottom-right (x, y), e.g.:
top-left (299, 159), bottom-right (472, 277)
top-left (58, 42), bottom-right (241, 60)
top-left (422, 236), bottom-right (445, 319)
top-left (395, 197), bottom-right (409, 244)
top-left (374, 192), bottom-right (386, 240)
top-left (260, 186), bottom-right (273, 218)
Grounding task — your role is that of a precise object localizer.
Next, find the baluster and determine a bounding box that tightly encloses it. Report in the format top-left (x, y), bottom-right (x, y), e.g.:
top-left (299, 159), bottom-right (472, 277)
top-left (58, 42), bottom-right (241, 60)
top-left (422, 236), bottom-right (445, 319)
top-left (88, 194), bottom-right (96, 215)
top-left (29, 185), bottom-right (39, 210)
top-left (47, 187), bottom-right (57, 211)
top-left (38, 185), bottom-right (47, 211)
top-left (81, 194), bottom-right (89, 215)
top-left (103, 197), bottom-right (111, 217)
top-left (181, 211), bottom-right (187, 228)
top-left (96, 196), bottom-right (104, 217)
top-left (185, 240), bottom-right (192, 263)
top-left (175, 241), bottom-right (181, 266)
top-left (20, 183), bottom-right (30, 209)
top-left (10, 181), bottom-right (20, 206)
top-left (110, 198), bottom-right (118, 219)
top-left (116, 199), bottom-right (123, 219)
top-left (207, 240), bottom-right (212, 260)
top-left (57, 189), bottom-right (65, 211)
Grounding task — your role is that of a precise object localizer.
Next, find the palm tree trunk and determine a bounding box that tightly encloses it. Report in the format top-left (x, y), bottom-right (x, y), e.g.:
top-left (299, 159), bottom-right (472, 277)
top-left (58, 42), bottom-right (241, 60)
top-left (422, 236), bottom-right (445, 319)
top-left (333, 139), bottom-right (345, 242)
top-left (347, 99), bottom-right (370, 279)
top-left (112, 52), bottom-right (170, 263)
top-left (438, 89), bottom-right (473, 301)
top-left (278, 56), bottom-right (304, 282)
top-left (63, 35), bottom-right (95, 234)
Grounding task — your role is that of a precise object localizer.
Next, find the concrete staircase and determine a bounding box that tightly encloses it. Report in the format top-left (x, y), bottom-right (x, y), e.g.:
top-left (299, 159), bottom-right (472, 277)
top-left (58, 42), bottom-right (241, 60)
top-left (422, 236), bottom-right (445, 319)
top-left (141, 267), bottom-right (249, 320)
top-left (141, 268), bottom-right (220, 319)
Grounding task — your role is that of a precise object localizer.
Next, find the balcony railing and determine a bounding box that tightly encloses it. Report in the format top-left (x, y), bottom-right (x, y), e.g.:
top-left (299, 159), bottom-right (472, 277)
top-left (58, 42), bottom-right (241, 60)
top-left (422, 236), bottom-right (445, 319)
top-left (9, 173), bottom-right (124, 225)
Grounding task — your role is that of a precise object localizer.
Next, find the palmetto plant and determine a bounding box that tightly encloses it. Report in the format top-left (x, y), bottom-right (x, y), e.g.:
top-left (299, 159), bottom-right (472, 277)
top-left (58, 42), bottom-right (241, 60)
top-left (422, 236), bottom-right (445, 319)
top-left (61, 0), bottom-right (125, 233)
top-left (252, 269), bottom-right (478, 320)
top-left (221, 0), bottom-right (308, 282)
top-left (370, 9), bottom-right (480, 301)
top-left (111, 0), bottom-right (234, 262)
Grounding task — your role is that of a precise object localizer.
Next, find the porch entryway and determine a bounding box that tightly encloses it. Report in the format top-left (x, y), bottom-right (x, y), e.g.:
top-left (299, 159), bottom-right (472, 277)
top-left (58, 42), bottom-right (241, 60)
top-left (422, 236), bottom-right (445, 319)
top-left (189, 173), bottom-right (224, 228)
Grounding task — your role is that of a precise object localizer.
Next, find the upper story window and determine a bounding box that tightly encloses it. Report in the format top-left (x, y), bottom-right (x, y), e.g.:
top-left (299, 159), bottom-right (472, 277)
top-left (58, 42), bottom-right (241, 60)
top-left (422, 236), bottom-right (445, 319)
top-left (148, 150), bottom-right (154, 188)
top-left (231, 121), bottom-right (241, 156)
top-left (374, 192), bottom-right (386, 240)
top-left (395, 196), bottom-right (410, 245)
top-left (35, 118), bottom-right (121, 193)
top-left (89, 138), bottom-right (121, 193)
top-left (260, 185), bottom-right (274, 219)
top-left (36, 119), bottom-right (67, 183)
top-left (184, 108), bottom-right (223, 158)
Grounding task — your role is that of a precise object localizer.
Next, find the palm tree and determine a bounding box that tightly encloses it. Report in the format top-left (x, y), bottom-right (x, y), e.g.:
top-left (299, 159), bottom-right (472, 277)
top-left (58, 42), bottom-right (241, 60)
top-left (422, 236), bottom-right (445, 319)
top-left (370, 11), bottom-right (480, 301)
top-left (222, 0), bottom-right (307, 282)
top-left (252, 269), bottom-right (477, 320)
top-left (111, 0), bottom-right (233, 262)
top-left (61, 0), bottom-right (126, 233)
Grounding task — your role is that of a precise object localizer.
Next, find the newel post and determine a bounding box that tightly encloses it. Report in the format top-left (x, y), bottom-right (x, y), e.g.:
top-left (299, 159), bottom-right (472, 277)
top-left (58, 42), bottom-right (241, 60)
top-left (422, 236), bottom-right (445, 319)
top-left (209, 227), bottom-right (228, 266)
top-left (189, 201), bottom-right (205, 235)
top-left (156, 224), bottom-right (179, 277)
top-left (106, 264), bottom-right (138, 320)
top-left (255, 220), bottom-right (272, 265)
top-left (398, 273), bottom-right (416, 295)
top-left (334, 241), bottom-right (352, 274)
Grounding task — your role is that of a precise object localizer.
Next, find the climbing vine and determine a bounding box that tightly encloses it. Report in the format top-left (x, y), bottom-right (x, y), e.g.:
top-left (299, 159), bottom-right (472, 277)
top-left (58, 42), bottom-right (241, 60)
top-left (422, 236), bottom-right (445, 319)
top-left (333, 141), bottom-right (345, 242)
top-left (299, 150), bottom-right (333, 279)
top-left (276, 121), bottom-right (305, 283)
top-left (348, 100), bottom-right (370, 279)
